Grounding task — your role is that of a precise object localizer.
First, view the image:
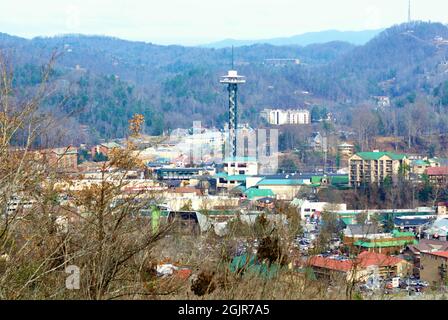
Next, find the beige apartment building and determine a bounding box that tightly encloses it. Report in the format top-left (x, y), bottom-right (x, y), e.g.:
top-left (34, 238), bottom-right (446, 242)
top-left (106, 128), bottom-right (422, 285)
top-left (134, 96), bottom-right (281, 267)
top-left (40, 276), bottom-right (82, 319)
top-left (420, 251), bottom-right (448, 287)
top-left (349, 151), bottom-right (409, 187)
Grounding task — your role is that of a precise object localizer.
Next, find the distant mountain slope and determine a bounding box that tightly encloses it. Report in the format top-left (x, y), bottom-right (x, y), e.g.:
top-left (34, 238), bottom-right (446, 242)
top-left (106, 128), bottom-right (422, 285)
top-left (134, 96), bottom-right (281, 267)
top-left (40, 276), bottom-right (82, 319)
top-left (303, 22), bottom-right (448, 100)
top-left (0, 33), bottom-right (355, 90)
top-left (1, 22), bottom-right (448, 142)
top-left (0, 32), bottom-right (27, 45)
top-left (0, 32), bottom-right (356, 141)
top-left (203, 29), bottom-right (384, 48)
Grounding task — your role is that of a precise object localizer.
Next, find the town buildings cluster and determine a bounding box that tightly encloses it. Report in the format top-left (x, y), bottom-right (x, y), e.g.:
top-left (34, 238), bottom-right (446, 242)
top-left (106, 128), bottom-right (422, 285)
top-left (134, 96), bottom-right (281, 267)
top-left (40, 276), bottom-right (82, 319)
top-left (12, 61), bottom-right (448, 295)
top-left (18, 131), bottom-right (448, 294)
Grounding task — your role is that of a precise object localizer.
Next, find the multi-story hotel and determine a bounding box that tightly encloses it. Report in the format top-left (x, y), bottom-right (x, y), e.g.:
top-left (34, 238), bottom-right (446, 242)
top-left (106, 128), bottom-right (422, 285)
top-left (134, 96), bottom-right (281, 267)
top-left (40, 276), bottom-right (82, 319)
top-left (261, 109), bottom-right (310, 125)
top-left (349, 151), bottom-right (409, 187)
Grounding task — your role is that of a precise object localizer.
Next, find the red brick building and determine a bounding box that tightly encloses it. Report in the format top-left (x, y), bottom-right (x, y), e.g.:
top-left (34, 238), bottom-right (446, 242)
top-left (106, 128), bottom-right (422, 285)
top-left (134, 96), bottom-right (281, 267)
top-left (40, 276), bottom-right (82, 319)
top-left (91, 142), bottom-right (122, 158)
top-left (40, 147), bottom-right (78, 172)
top-left (427, 167), bottom-right (448, 185)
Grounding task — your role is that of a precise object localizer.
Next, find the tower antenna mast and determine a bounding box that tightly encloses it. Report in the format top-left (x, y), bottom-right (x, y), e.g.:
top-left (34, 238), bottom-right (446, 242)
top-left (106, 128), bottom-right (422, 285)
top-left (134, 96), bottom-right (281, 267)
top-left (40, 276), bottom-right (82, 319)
top-left (220, 49), bottom-right (246, 158)
top-left (408, 0), bottom-right (411, 23)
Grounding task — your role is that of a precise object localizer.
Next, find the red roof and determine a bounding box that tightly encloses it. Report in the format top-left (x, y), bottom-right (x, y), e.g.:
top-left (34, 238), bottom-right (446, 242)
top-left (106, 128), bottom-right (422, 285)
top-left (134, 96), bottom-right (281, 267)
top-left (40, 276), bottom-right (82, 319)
top-left (308, 256), bottom-right (353, 272)
top-left (176, 269), bottom-right (192, 280)
top-left (427, 251), bottom-right (448, 259)
top-left (308, 252), bottom-right (405, 273)
top-left (427, 167), bottom-right (448, 176)
top-left (356, 251), bottom-right (403, 268)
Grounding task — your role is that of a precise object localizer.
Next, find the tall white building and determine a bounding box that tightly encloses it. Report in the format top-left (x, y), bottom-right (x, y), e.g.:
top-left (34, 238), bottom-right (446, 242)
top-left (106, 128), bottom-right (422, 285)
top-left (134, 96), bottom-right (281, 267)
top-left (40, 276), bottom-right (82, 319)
top-left (261, 109), bottom-right (310, 125)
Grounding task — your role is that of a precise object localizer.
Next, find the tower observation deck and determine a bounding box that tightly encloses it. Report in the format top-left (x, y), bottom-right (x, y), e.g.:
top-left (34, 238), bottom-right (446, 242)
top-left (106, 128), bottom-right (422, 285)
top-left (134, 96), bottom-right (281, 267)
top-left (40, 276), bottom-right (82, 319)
top-left (220, 70), bottom-right (246, 157)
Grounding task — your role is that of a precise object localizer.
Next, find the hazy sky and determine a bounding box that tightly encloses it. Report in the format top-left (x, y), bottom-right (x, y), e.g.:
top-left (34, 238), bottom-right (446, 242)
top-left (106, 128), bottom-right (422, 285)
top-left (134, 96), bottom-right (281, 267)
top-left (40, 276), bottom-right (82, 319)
top-left (0, 0), bottom-right (446, 45)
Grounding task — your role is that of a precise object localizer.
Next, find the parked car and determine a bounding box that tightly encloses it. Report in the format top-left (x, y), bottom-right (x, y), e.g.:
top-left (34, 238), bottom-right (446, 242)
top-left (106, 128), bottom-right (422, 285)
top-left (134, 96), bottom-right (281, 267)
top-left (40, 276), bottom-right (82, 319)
top-left (417, 280), bottom-right (429, 287)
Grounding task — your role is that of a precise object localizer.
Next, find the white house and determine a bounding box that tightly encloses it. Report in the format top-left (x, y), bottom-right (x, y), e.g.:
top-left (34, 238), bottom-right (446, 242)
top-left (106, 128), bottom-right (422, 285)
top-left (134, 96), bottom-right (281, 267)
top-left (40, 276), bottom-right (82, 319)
top-left (299, 200), bottom-right (347, 220)
top-left (223, 157), bottom-right (259, 176)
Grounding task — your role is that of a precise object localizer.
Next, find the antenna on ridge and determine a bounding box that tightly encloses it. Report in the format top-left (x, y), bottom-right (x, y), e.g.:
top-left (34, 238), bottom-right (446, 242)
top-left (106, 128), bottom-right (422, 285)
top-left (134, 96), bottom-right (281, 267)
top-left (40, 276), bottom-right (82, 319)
top-left (408, 0), bottom-right (411, 23)
top-left (231, 45), bottom-right (234, 70)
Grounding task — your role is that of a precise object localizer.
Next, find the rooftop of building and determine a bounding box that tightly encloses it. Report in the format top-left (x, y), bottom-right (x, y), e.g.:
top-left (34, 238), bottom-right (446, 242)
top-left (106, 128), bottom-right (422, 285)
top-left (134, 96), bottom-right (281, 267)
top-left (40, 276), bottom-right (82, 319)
top-left (354, 239), bottom-right (418, 248)
top-left (49, 147), bottom-right (78, 155)
top-left (253, 173), bottom-right (348, 180)
top-left (338, 143), bottom-right (355, 148)
top-left (423, 251), bottom-right (448, 259)
top-left (172, 187), bottom-right (203, 196)
top-left (100, 142), bottom-right (122, 149)
top-left (427, 167), bottom-right (448, 176)
top-left (244, 188), bottom-right (274, 200)
top-left (308, 251), bottom-right (406, 272)
top-left (408, 239), bottom-right (448, 253)
top-left (353, 151), bottom-right (407, 161)
top-left (308, 255), bottom-right (353, 272)
top-left (262, 108), bottom-right (310, 113)
top-left (412, 159), bottom-right (430, 166)
top-left (256, 178), bottom-right (310, 186)
top-left (215, 173), bottom-right (249, 182)
top-left (392, 230), bottom-right (416, 237)
top-left (394, 216), bottom-right (433, 227)
top-left (356, 251), bottom-right (405, 267)
top-left (345, 224), bottom-right (381, 236)
top-left (224, 156), bottom-right (258, 163)
top-left (156, 167), bottom-right (209, 173)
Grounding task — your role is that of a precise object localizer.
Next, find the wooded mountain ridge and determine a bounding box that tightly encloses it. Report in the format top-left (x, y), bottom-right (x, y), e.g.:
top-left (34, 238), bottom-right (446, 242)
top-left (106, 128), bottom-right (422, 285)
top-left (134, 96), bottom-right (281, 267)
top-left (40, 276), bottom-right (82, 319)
top-left (1, 21), bottom-right (448, 146)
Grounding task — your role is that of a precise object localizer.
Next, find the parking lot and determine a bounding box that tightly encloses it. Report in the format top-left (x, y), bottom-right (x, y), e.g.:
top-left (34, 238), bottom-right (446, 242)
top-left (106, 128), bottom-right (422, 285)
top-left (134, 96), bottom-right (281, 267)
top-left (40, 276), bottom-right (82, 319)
top-left (359, 276), bottom-right (429, 296)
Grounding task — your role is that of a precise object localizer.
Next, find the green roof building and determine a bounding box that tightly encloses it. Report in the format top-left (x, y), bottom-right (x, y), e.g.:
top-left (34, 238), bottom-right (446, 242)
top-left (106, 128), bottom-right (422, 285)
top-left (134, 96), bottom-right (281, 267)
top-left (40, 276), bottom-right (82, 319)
top-left (244, 188), bottom-right (274, 200)
top-left (352, 229), bottom-right (417, 254)
top-left (354, 152), bottom-right (407, 161)
top-left (349, 151), bottom-right (409, 187)
top-left (256, 179), bottom-right (308, 186)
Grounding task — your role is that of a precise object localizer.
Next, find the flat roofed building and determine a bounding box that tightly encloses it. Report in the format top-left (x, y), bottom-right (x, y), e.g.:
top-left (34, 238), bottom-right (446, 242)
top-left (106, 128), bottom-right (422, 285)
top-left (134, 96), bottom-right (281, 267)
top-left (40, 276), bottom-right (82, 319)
top-left (223, 157), bottom-right (259, 176)
top-left (299, 200), bottom-right (347, 220)
top-left (156, 167), bottom-right (214, 181)
top-left (261, 109), bottom-right (310, 126)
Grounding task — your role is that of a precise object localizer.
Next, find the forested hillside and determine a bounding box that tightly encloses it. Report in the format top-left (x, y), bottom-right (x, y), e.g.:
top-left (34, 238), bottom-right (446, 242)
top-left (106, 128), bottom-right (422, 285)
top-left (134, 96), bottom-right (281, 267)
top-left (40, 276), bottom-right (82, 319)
top-left (1, 21), bottom-right (448, 146)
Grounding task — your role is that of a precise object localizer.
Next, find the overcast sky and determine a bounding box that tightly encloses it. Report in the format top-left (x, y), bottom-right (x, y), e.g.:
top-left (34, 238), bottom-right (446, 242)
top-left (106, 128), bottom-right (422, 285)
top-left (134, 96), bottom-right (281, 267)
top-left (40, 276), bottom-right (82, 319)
top-left (0, 0), bottom-right (446, 45)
